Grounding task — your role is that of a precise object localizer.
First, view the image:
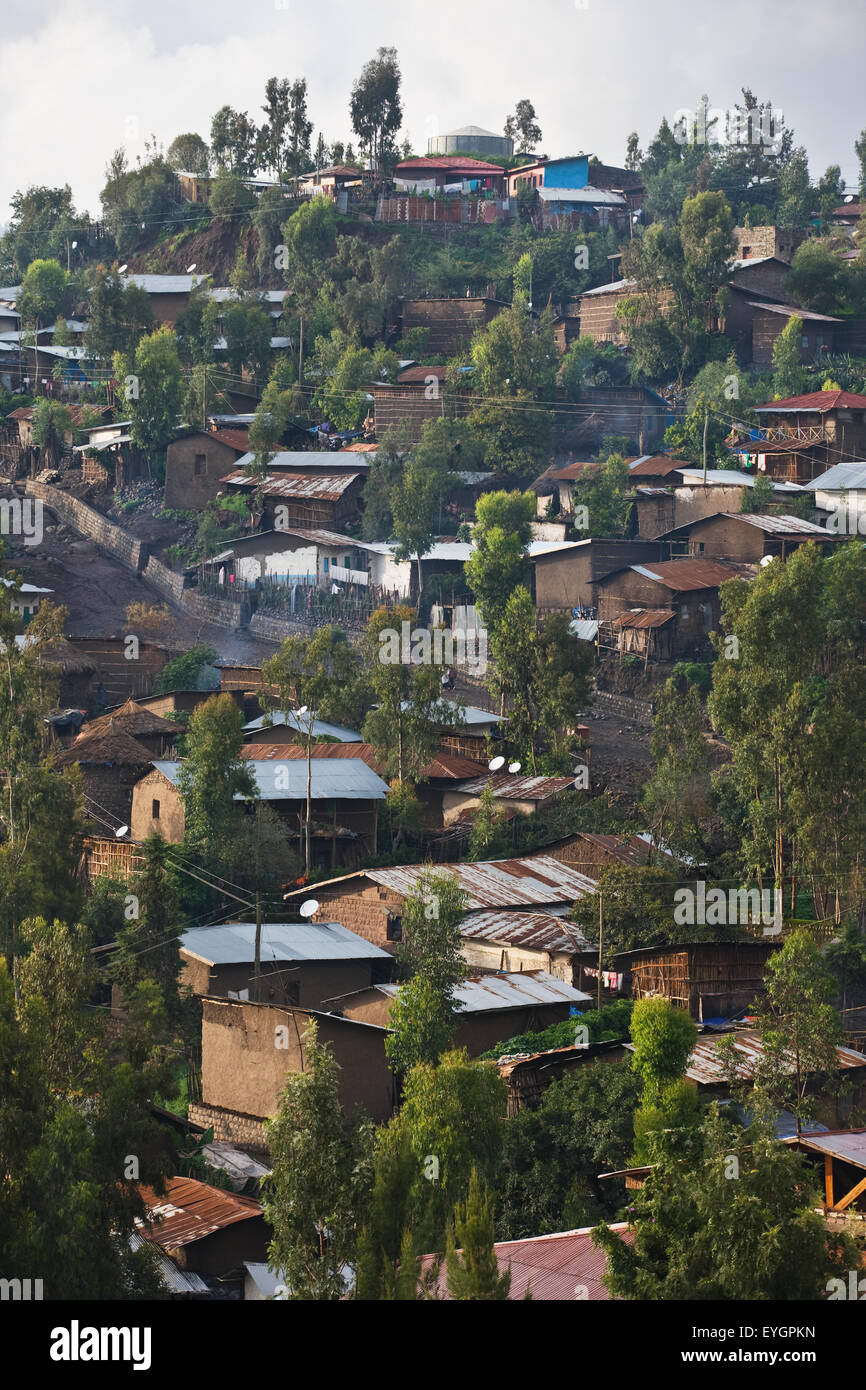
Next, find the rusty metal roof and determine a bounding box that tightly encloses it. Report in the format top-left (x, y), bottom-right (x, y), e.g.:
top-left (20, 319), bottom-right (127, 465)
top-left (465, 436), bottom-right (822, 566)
top-left (456, 773), bottom-right (577, 800)
top-left (754, 390), bottom-right (866, 413)
top-left (136, 1177), bottom-right (263, 1249)
top-left (222, 471), bottom-right (360, 500)
top-left (612, 608), bottom-right (675, 630)
top-left (624, 1031), bottom-right (866, 1086)
top-left (397, 364), bottom-right (448, 384)
top-left (627, 559), bottom-right (748, 591)
top-left (243, 742), bottom-right (486, 781)
top-left (424, 1224), bottom-right (633, 1300)
top-left (717, 511), bottom-right (830, 536)
top-left (628, 455), bottom-right (688, 477)
top-left (367, 856), bottom-right (598, 910)
top-left (460, 910), bottom-right (590, 953)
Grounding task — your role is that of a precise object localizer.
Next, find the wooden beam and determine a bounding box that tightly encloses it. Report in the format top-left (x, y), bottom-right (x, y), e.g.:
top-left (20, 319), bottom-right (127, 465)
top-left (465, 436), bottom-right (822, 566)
top-left (825, 1153), bottom-right (834, 1209)
top-left (833, 1170), bottom-right (866, 1213)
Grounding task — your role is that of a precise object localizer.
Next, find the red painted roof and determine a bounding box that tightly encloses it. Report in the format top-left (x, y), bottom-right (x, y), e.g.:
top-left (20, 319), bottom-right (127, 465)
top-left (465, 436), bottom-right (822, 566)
top-left (395, 155), bottom-right (503, 175)
top-left (754, 390), bottom-right (866, 413)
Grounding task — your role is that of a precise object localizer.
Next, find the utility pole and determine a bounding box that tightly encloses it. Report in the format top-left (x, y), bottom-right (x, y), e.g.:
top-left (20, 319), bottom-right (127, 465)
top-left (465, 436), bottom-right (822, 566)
top-left (597, 889), bottom-right (604, 1012)
top-left (254, 890), bottom-right (262, 1001)
top-left (702, 404), bottom-right (709, 486)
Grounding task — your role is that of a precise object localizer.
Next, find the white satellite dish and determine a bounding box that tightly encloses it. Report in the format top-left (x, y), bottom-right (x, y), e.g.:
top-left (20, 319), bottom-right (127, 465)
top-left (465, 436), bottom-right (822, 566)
top-left (488, 755), bottom-right (505, 771)
top-left (115, 824), bottom-right (129, 839)
top-left (118, 263), bottom-right (128, 273)
top-left (508, 761), bottom-right (522, 774)
top-left (299, 899), bottom-right (319, 919)
top-left (759, 555), bottom-right (774, 567)
top-left (297, 705), bottom-right (309, 716)
top-left (186, 262), bottom-right (197, 273)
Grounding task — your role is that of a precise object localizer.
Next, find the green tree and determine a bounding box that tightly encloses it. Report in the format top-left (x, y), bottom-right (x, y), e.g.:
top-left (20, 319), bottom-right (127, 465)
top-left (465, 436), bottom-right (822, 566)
top-left (445, 1170), bottom-right (511, 1300)
top-left (752, 928), bottom-right (842, 1136)
top-left (464, 489), bottom-right (535, 636)
top-left (490, 587), bottom-right (592, 773)
top-left (385, 871), bottom-right (468, 1076)
top-left (361, 605), bottom-right (456, 788)
top-left (153, 642), bottom-right (216, 694)
top-left (382, 1049), bottom-right (508, 1249)
top-left (355, 1134), bottom-right (430, 1300)
top-left (115, 324), bottom-right (184, 453)
top-left (176, 693), bottom-right (257, 865)
top-left (208, 172), bottom-right (254, 219)
top-left (110, 834), bottom-right (189, 1053)
top-left (350, 47), bottom-right (403, 181)
top-left (641, 676), bottom-right (713, 859)
top-left (263, 1021), bottom-right (374, 1299)
top-left (391, 446), bottom-right (452, 599)
top-left (629, 995), bottom-right (698, 1108)
top-left (19, 258), bottom-right (67, 338)
top-left (504, 100), bottom-right (542, 155)
top-left (594, 1104), bottom-right (856, 1300)
top-left (210, 105), bottom-right (259, 176)
top-left (262, 627), bottom-right (364, 873)
top-left (787, 240), bottom-right (847, 314)
top-left (468, 301), bottom-right (557, 478)
top-left (771, 313), bottom-right (807, 401)
top-left (166, 132), bottom-right (210, 175)
top-left (467, 783), bottom-right (509, 861)
top-left (778, 147), bottom-right (813, 228)
top-left (570, 864), bottom-right (678, 962)
top-left (85, 266), bottom-right (153, 363)
top-left (30, 398), bottom-right (72, 469)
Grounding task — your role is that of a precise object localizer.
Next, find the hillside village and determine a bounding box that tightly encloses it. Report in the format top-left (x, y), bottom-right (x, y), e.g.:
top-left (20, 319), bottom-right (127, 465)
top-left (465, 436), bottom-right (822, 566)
top-left (5, 42), bottom-right (866, 1321)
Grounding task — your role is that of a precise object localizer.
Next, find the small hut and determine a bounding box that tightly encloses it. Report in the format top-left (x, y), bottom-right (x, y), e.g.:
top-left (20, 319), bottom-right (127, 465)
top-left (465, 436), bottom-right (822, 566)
top-left (81, 697), bottom-right (184, 758)
top-left (55, 723), bottom-right (155, 830)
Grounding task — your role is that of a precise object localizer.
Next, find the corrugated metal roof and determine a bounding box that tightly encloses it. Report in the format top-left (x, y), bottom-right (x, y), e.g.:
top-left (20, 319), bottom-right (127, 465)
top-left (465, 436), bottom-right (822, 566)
top-left (375, 969), bottom-right (590, 1012)
top-left (675, 468), bottom-right (804, 491)
top-left (754, 390), bottom-right (866, 413)
top-left (181, 920), bottom-right (391, 964)
top-left (128, 1231), bottom-right (210, 1295)
top-left (245, 743), bottom-right (487, 781)
top-left (569, 619), bottom-right (599, 641)
top-left (222, 471), bottom-right (360, 499)
top-left (395, 155), bottom-right (503, 173)
top-left (243, 710), bottom-right (362, 741)
top-left (366, 855), bottom-right (598, 910)
top-left (613, 607), bottom-right (675, 630)
top-left (200, 1143), bottom-right (272, 1189)
top-left (153, 758), bottom-right (388, 801)
top-left (806, 461), bottom-right (866, 491)
top-left (456, 773), bottom-right (577, 799)
top-left (460, 910), bottom-right (590, 953)
top-left (746, 300), bottom-right (841, 323)
top-left (426, 1224), bottom-right (632, 1301)
top-left (123, 273), bottom-right (206, 294)
top-left (789, 1129), bottom-right (866, 1167)
top-left (233, 450), bottom-right (371, 471)
top-left (580, 277), bottom-right (637, 297)
top-left (718, 511), bottom-right (830, 535)
top-left (137, 1177), bottom-right (263, 1249)
top-left (537, 185), bottom-right (626, 206)
top-left (625, 1031), bottom-right (866, 1086)
top-left (627, 559), bottom-right (747, 591)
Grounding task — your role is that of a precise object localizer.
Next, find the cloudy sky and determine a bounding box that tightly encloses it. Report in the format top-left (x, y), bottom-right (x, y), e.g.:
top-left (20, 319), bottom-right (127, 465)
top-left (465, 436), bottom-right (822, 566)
top-left (3, 0), bottom-right (864, 222)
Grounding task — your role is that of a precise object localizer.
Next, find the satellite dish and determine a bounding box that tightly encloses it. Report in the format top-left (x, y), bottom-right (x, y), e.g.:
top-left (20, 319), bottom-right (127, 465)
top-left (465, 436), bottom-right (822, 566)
top-left (508, 761), bottom-right (522, 774)
top-left (299, 899), bottom-right (319, 918)
top-left (488, 755), bottom-right (505, 771)
top-left (115, 824), bottom-right (129, 838)
top-left (759, 555), bottom-right (774, 567)
top-left (186, 262), bottom-right (197, 273)
top-left (117, 263), bottom-right (128, 273)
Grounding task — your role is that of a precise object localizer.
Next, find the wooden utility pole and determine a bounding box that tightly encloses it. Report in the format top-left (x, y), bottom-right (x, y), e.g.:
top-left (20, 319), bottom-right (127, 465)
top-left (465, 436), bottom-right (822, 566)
top-left (702, 405), bottom-right (709, 486)
top-left (597, 889), bottom-right (604, 1012)
top-left (253, 890), bottom-right (262, 1001)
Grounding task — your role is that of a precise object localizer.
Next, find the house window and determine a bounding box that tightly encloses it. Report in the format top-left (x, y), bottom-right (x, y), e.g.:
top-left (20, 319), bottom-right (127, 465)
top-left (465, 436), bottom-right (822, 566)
top-left (323, 557), bottom-right (329, 571)
top-left (742, 245), bottom-right (751, 258)
top-left (387, 915), bottom-right (403, 943)
top-left (152, 799), bottom-right (160, 820)
top-left (801, 335), bottom-right (809, 350)
top-left (194, 452), bottom-right (206, 476)
top-left (344, 556), bottom-right (351, 568)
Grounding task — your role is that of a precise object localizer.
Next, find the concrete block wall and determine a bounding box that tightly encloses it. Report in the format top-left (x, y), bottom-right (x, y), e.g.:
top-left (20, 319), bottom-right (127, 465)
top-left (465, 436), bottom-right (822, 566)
top-left (142, 555), bottom-right (186, 602)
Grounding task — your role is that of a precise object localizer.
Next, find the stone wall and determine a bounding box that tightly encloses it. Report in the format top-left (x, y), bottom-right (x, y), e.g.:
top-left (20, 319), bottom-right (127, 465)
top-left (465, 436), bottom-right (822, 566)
top-left (592, 688), bottom-right (655, 726)
top-left (26, 481), bottom-right (144, 571)
top-left (177, 589), bottom-right (244, 629)
top-left (188, 1102), bottom-right (268, 1151)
